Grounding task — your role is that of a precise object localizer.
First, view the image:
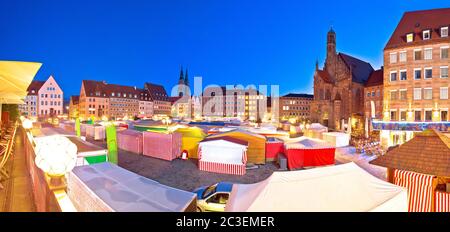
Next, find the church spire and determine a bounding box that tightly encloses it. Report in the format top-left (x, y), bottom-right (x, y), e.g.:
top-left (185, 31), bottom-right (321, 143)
top-left (179, 66), bottom-right (184, 81)
top-left (315, 59), bottom-right (319, 70)
top-left (184, 68), bottom-right (189, 86)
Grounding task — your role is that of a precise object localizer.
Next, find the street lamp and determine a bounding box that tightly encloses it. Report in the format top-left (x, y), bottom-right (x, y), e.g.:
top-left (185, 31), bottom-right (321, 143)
top-left (34, 135), bottom-right (77, 190)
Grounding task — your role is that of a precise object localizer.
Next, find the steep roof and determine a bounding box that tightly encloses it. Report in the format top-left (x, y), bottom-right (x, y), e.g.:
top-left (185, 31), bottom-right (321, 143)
top-left (339, 53), bottom-right (374, 84)
top-left (27, 80), bottom-right (45, 95)
top-left (365, 68), bottom-right (384, 87)
top-left (144, 82), bottom-right (169, 101)
top-left (385, 8), bottom-right (450, 50)
top-left (316, 70), bottom-right (333, 83)
top-left (82, 80), bottom-right (140, 99)
top-left (370, 130), bottom-right (450, 177)
top-left (283, 93), bottom-right (314, 99)
top-left (70, 95), bottom-right (79, 104)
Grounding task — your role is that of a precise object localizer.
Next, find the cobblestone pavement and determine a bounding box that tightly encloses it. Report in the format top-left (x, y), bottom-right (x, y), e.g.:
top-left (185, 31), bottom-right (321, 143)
top-left (89, 138), bottom-right (279, 192)
top-left (82, 128), bottom-right (386, 191)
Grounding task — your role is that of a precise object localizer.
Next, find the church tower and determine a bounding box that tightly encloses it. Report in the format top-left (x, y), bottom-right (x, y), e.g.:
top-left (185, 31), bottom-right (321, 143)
top-left (325, 28), bottom-right (337, 80)
top-left (178, 66), bottom-right (185, 97)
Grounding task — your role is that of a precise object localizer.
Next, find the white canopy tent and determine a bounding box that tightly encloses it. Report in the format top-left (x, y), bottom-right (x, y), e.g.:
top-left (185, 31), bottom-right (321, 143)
top-left (226, 162), bottom-right (407, 212)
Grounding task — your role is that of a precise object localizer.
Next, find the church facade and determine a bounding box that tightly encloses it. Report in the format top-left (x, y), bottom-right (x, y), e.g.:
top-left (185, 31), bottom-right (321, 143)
top-left (310, 29), bottom-right (375, 131)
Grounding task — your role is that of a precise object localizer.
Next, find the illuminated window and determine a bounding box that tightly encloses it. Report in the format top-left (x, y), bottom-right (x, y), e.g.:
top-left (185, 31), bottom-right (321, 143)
top-left (413, 88), bottom-right (422, 100)
top-left (440, 87), bottom-right (449, 100)
top-left (441, 66), bottom-right (449, 78)
top-left (406, 33), bottom-right (414, 42)
top-left (414, 49), bottom-right (422, 60)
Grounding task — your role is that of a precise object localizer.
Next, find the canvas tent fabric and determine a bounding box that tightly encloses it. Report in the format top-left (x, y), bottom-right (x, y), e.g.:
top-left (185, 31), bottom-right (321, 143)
top-left (393, 169), bottom-right (435, 212)
top-left (68, 162), bottom-right (197, 212)
top-left (0, 61), bottom-right (42, 104)
top-left (198, 137), bottom-right (248, 175)
top-left (117, 129), bottom-right (143, 154)
top-left (225, 162), bottom-right (407, 212)
top-left (304, 123), bottom-right (328, 139)
top-left (265, 137), bottom-right (284, 162)
top-left (142, 131), bottom-right (182, 161)
top-left (175, 127), bottom-right (206, 159)
top-left (85, 124), bottom-right (105, 140)
top-left (322, 132), bottom-right (350, 147)
top-left (435, 191), bottom-right (450, 212)
top-left (284, 137), bottom-right (335, 169)
top-left (207, 129), bottom-right (267, 164)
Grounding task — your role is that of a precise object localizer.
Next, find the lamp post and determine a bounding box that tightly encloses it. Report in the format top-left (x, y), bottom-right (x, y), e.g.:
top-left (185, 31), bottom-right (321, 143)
top-left (34, 135), bottom-right (77, 190)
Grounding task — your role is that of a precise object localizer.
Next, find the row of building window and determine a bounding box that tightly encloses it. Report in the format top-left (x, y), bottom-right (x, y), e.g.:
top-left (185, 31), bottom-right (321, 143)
top-left (390, 109), bottom-right (448, 122)
top-left (390, 46), bottom-right (449, 63)
top-left (366, 90), bottom-right (381, 98)
top-left (41, 101), bottom-right (62, 106)
top-left (283, 100), bottom-right (311, 105)
top-left (389, 87), bottom-right (448, 101)
top-left (41, 94), bottom-right (62, 98)
top-left (405, 27), bottom-right (448, 43)
top-left (389, 66), bottom-right (448, 81)
top-left (40, 110), bottom-right (61, 115)
top-left (282, 106), bottom-right (310, 111)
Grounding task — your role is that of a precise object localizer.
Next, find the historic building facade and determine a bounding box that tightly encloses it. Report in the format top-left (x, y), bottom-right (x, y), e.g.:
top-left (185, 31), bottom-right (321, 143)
top-left (20, 75), bottom-right (64, 118)
top-left (378, 8), bottom-right (450, 148)
top-left (364, 68), bottom-right (384, 121)
top-left (310, 29), bottom-right (375, 131)
top-left (279, 93), bottom-right (313, 121)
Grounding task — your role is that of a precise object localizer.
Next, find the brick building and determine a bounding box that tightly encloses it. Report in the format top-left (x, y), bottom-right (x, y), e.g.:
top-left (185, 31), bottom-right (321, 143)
top-left (364, 68), bottom-right (384, 120)
top-left (143, 82), bottom-right (171, 117)
top-left (377, 8), bottom-right (450, 148)
top-left (279, 93), bottom-right (313, 121)
top-left (310, 29), bottom-right (375, 131)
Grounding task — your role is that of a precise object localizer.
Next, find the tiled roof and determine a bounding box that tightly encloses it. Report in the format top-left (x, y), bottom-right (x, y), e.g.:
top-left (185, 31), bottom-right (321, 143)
top-left (283, 93), bottom-right (314, 99)
top-left (27, 80), bottom-right (45, 95)
top-left (370, 129), bottom-right (450, 177)
top-left (144, 82), bottom-right (169, 101)
top-left (82, 80), bottom-right (140, 99)
top-left (365, 68), bottom-right (384, 87)
top-left (70, 95), bottom-right (79, 104)
top-left (339, 53), bottom-right (374, 84)
top-left (316, 70), bottom-right (333, 83)
top-left (385, 8), bottom-right (450, 49)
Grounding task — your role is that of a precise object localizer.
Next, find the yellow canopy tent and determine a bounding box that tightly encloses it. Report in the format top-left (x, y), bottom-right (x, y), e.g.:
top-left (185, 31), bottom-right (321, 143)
top-left (175, 127), bottom-right (206, 159)
top-left (0, 61), bottom-right (42, 122)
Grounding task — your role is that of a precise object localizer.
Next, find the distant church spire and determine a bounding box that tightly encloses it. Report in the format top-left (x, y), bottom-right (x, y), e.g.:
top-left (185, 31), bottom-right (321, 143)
top-left (179, 66), bottom-right (184, 81)
top-left (184, 68), bottom-right (189, 86)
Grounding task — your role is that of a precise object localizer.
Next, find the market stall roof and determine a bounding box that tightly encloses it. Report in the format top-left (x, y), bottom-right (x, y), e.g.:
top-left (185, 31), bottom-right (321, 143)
top-left (370, 129), bottom-right (450, 177)
top-left (200, 136), bottom-right (248, 147)
top-left (70, 162), bottom-right (196, 212)
top-left (285, 136), bottom-right (334, 149)
top-left (0, 61), bottom-right (42, 103)
top-left (175, 126), bottom-right (206, 138)
top-left (225, 162), bottom-right (407, 212)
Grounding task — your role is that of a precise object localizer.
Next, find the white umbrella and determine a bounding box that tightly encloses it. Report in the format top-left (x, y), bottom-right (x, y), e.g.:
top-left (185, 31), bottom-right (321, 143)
top-left (0, 61), bottom-right (42, 98)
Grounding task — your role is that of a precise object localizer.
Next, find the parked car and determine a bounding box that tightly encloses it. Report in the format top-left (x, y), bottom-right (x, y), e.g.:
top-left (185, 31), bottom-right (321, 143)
top-left (193, 182), bottom-right (233, 212)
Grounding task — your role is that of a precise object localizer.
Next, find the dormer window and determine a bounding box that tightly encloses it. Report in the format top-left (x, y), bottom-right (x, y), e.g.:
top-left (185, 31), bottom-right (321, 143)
top-left (423, 30), bottom-right (431, 40)
top-left (406, 33), bottom-right (414, 43)
top-left (441, 27), bottom-right (449, 38)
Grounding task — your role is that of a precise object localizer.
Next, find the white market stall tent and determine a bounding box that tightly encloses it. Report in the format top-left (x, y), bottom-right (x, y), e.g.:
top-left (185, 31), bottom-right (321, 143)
top-left (225, 162), bottom-right (407, 212)
top-left (322, 132), bottom-right (350, 147)
top-left (304, 123), bottom-right (328, 139)
top-left (198, 136), bottom-right (248, 175)
top-left (68, 162), bottom-right (197, 212)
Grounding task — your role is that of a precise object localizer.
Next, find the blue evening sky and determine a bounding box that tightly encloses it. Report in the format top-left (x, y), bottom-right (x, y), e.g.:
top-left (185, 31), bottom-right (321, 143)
top-left (1, 0), bottom-right (449, 98)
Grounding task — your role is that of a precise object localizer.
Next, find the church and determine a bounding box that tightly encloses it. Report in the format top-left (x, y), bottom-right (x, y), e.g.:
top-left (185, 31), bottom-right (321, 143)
top-left (310, 29), bottom-right (375, 131)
